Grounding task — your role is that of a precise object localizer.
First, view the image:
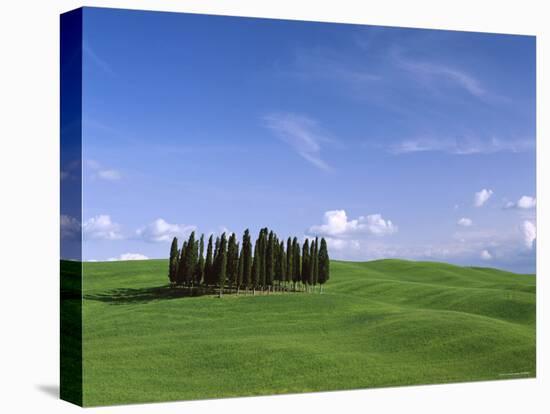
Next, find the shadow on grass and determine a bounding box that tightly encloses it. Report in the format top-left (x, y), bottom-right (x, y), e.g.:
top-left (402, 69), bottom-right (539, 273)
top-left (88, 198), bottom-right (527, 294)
top-left (84, 285), bottom-right (219, 305)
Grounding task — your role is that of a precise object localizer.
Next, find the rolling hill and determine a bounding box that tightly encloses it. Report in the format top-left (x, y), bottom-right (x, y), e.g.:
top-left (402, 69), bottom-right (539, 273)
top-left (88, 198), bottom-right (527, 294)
top-left (65, 259), bottom-right (535, 406)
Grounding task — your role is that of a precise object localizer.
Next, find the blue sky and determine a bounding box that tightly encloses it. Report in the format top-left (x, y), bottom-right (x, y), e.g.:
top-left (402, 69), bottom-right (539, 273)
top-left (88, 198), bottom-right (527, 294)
top-left (65, 7), bottom-right (536, 272)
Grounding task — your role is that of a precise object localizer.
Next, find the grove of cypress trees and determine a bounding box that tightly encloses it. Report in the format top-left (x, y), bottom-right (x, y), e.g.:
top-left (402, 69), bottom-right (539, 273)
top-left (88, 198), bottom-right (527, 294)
top-left (168, 228), bottom-right (330, 295)
top-left (318, 237), bottom-right (330, 293)
top-left (169, 237), bottom-right (178, 285)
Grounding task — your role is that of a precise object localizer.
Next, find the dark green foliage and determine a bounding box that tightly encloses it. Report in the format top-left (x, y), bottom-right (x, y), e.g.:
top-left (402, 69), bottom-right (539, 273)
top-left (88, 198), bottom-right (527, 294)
top-left (168, 237), bottom-right (178, 284)
top-left (237, 246), bottom-right (244, 290)
top-left (176, 241), bottom-right (187, 285)
top-left (302, 239), bottom-right (310, 285)
top-left (318, 237), bottom-right (330, 286)
top-left (167, 228), bottom-right (329, 294)
top-left (286, 237), bottom-right (293, 283)
top-left (184, 232), bottom-right (197, 285)
top-left (242, 229), bottom-right (252, 288)
top-left (313, 237), bottom-right (319, 286)
top-left (276, 241), bottom-right (286, 284)
top-left (195, 234), bottom-right (205, 285)
top-left (204, 235), bottom-right (213, 285)
top-left (227, 234), bottom-right (239, 289)
top-left (216, 233), bottom-right (228, 294)
top-left (266, 230), bottom-right (275, 287)
top-left (259, 228), bottom-right (267, 288)
top-left (292, 237), bottom-right (301, 286)
top-left (308, 240), bottom-right (315, 286)
top-left (251, 238), bottom-right (260, 290)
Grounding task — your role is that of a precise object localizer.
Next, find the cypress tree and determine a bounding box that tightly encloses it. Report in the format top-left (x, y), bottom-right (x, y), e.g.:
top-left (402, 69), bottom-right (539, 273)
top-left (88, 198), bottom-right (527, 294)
top-left (227, 234), bottom-right (239, 291)
top-left (251, 238), bottom-right (260, 294)
top-left (185, 232), bottom-right (197, 286)
top-left (242, 229), bottom-right (252, 291)
top-left (259, 229), bottom-right (267, 290)
top-left (266, 230), bottom-right (275, 291)
top-left (308, 240), bottom-right (315, 290)
top-left (169, 237), bottom-right (178, 285)
top-left (276, 240), bottom-right (285, 290)
top-left (195, 234), bottom-right (205, 286)
top-left (176, 241), bottom-right (188, 285)
top-left (204, 235), bottom-right (213, 286)
top-left (292, 237), bottom-right (301, 289)
top-left (313, 237), bottom-right (319, 289)
top-left (217, 233), bottom-right (227, 296)
top-left (286, 237), bottom-right (293, 290)
top-left (237, 244), bottom-right (244, 293)
top-left (318, 237), bottom-right (330, 293)
top-left (302, 239), bottom-right (310, 288)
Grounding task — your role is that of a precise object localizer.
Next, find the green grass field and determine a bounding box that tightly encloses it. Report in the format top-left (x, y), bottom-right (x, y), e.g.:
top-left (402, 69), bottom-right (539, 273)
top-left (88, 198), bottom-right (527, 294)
top-left (73, 259), bottom-right (535, 406)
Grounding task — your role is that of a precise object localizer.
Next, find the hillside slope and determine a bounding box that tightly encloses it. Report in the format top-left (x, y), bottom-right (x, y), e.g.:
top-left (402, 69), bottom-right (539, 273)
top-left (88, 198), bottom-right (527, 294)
top-left (74, 259), bottom-right (535, 406)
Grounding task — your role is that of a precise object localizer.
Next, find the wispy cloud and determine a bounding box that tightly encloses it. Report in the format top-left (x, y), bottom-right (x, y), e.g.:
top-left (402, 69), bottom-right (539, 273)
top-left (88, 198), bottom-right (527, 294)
top-left (396, 56), bottom-right (485, 98)
top-left (289, 47), bottom-right (381, 85)
top-left (389, 136), bottom-right (535, 155)
top-left (83, 41), bottom-right (115, 75)
top-left (457, 217), bottom-right (473, 227)
top-left (263, 112), bottom-right (332, 171)
top-left (86, 160), bottom-right (122, 181)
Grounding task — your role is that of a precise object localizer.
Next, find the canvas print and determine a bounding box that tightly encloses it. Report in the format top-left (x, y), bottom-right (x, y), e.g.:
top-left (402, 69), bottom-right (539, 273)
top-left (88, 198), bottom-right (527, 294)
top-left (60, 7), bottom-right (536, 407)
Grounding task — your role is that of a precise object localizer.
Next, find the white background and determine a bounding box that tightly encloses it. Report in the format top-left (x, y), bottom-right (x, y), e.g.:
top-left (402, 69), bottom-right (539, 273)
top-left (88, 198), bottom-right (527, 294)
top-left (0, 0), bottom-right (548, 412)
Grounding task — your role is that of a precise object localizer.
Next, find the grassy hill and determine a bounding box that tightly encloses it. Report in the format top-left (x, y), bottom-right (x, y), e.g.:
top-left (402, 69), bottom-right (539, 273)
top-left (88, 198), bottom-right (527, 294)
top-left (71, 259), bottom-right (535, 406)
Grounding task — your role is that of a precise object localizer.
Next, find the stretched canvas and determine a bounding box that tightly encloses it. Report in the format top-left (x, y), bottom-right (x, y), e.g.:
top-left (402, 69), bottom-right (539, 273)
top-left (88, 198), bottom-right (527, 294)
top-left (60, 7), bottom-right (536, 407)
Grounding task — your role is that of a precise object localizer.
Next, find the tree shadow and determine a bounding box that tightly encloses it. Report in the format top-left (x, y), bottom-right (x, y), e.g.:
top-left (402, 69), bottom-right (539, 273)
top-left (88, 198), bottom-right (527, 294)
top-left (84, 285), bottom-right (218, 305)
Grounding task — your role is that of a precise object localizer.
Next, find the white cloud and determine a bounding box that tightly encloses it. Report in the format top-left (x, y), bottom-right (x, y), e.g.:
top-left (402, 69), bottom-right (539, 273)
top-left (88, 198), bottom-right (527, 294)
top-left (83, 215), bottom-right (123, 240)
top-left (480, 249), bottom-right (493, 260)
top-left (108, 253), bottom-right (149, 261)
top-left (263, 112), bottom-right (332, 171)
top-left (505, 195), bottom-right (536, 210)
top-left (97, 169), bottom-right (121, 181)
top-left (308, 210), bottom-right (397, 237)
top-left (60, 214), bottom-right (80, 238)
top-left (521, 221), bottom-right (536, 250)
top-left (323, 237), bottom-right (361, 252)
top-left (136, 218), bottom-right (196, 243)
top-left (86, 159), bottom-right (122, 181)
top-left (474, 188), bottom-right (493, 207)
top-left (457, 217), bottom-right (473, 227)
